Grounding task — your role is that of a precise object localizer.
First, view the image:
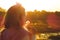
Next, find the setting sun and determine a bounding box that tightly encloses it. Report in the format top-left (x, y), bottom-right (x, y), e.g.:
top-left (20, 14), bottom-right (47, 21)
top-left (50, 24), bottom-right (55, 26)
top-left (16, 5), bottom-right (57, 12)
top-left (0, 0), bottom-right (60, 12)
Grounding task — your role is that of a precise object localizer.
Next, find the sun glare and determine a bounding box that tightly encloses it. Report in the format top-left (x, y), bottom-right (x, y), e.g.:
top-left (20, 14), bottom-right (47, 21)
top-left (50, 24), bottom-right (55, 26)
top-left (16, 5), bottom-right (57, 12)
top-left (0, 0), bottom-right (60, 12)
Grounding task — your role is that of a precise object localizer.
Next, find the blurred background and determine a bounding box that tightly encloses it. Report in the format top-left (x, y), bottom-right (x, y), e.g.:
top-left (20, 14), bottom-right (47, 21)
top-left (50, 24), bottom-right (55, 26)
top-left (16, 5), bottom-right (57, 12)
top-left (0, 0), bottom-right (60, 40)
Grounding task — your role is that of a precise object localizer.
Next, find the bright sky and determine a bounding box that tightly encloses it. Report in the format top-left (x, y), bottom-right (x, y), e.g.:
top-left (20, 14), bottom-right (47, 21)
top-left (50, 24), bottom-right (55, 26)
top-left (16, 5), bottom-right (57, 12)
top-left (0, 0), bottom-right (60, 12)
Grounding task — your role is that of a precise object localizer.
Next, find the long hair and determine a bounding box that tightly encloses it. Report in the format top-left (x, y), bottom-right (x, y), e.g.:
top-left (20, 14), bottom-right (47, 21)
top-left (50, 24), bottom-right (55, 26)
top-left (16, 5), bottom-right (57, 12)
top-left (5, 4), bottom-right (25, 29)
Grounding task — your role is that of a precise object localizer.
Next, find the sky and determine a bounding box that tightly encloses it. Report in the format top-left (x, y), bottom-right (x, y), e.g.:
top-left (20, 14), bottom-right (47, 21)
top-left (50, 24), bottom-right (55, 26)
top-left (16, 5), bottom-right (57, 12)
top-left (0, 0), bottom-right (60, 12)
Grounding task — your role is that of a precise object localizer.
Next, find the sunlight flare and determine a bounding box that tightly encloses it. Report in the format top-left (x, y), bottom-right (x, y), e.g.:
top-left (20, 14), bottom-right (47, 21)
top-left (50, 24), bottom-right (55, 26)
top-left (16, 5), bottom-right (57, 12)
top-left (0, 0), bottom-right (60, 11)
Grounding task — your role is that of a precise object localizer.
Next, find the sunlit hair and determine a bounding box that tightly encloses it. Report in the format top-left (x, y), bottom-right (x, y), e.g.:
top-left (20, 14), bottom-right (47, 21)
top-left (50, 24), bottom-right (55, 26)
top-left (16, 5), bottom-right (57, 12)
top-left (5, 3), bottom-right (25, 29)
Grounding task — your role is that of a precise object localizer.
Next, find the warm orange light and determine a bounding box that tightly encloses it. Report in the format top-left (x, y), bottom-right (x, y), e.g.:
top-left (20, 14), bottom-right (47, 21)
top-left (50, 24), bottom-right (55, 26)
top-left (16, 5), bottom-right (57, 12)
top-left (23, 20), bottom-right (30, 32)
top-left (0, 0), bottom-right (60, 12)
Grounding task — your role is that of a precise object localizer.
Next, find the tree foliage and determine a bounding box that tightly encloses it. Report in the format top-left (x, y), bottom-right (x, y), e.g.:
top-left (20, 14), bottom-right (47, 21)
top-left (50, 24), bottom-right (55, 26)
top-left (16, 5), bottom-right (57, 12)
top-left (26, 10), bottom-right (60, 33)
